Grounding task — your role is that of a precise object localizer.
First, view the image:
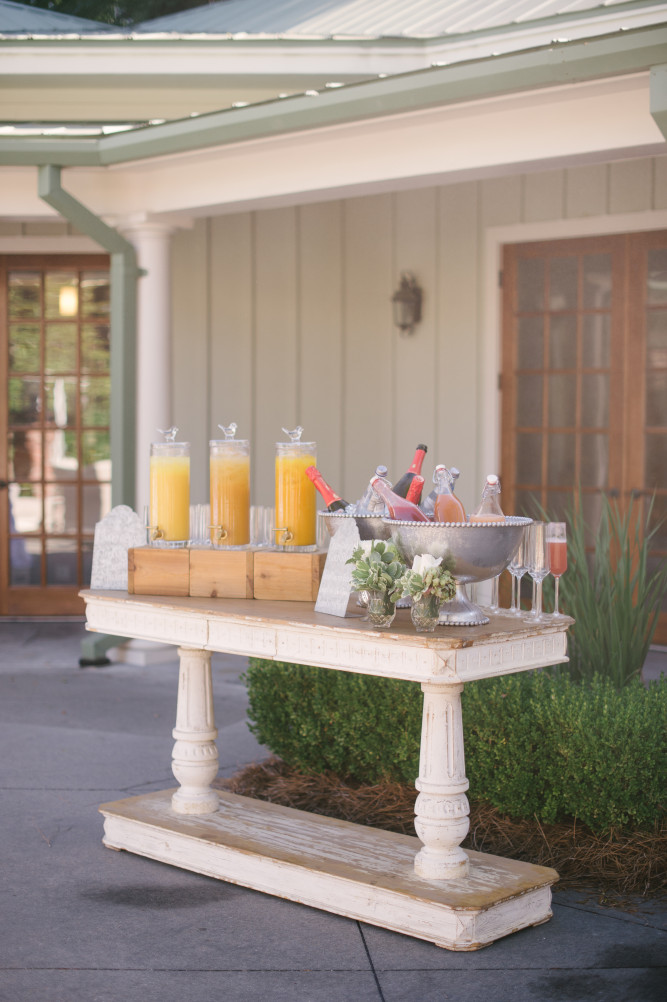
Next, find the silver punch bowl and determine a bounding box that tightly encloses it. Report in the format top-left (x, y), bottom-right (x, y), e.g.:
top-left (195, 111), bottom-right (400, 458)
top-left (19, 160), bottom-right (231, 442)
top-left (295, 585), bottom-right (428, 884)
top-left (318, 510), bottom-right (391, 542)
top-left (385, 517), bottom-right (532, 627)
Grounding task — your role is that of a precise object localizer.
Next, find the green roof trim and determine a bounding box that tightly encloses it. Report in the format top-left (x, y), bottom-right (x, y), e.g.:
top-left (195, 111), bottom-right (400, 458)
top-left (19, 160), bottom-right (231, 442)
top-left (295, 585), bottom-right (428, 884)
top-left (1, 23), bottom-right (666, 168)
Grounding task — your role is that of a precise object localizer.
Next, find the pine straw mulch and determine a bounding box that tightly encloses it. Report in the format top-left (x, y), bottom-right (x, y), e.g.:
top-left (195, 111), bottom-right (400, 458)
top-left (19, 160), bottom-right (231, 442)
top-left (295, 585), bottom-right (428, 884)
top-left (214, 757), bottom-right (667, 904)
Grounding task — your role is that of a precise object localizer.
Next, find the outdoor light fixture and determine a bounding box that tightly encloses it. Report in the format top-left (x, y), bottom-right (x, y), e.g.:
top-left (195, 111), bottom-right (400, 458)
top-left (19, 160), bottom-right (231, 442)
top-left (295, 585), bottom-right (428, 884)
top-left (59, 285), bottom-right (78, 316)
top-left (392, 273), bottom-right (423, 336)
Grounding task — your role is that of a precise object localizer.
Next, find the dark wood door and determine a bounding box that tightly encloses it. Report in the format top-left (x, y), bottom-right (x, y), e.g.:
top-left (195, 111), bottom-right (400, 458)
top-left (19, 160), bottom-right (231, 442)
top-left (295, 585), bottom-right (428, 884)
top-left (501, 232), bottom-right (667, 643)
top-left (0, 255), bottom-right (111, 615)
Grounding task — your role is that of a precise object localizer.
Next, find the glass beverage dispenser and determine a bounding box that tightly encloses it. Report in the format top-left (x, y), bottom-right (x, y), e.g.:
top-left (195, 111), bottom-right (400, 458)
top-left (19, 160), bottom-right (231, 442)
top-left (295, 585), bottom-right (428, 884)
top-left (149, 428), bottom-right (190, 545)
top-left (274, 426), bottom-right (317, 550)
top-left (209, 423), bottom-right (250, 547)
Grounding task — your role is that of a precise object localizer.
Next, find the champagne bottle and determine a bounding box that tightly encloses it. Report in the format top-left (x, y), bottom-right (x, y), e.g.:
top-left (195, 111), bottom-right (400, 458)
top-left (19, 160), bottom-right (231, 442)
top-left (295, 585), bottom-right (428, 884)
top-left (406, 474), bottom-right (425, 506)
top-left (305, 466), bottom-right (350, 513)
top-left (370, 476), bottom-right (430, 522)
top-left (469, 474), bottom-right (505, 522)
top-left (433, 466), bottom-right (466, 522)
top-left (392, 444), bottom-right (428, 498)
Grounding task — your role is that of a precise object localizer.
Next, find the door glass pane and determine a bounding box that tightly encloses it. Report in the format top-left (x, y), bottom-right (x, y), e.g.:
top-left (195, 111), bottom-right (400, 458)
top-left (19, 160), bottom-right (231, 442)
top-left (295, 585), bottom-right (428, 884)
top-left (517, 258), bottom-right (544, 311)
top-left (8, 272), bottom-right (40, 318)
top-left (547, 433), bottom-right (575, 485)
top-left (81, 324), bottom-right (110, 372)
top-left (546, 490), bottom-right (569, 521)
top-left (548, 374), bottom-right (576, 427)
top-left (46, 538), bottom-right (78, 586)
top-left (80, 273), bottom-right (110, 317)
top-left (647, 495), bottom-right (667, 550)
top-left (581, 373), bottom-right (609, 428)
top-left (516, 433), bottom-right (542, 485)
top-left (549, 256), bottom-right (578, 311)
top-left (81, 538), bottom-right (94, 586)
top-left (45, 323), bottom-right (77, 373)
top-left (647, 248), bottom-right (667, 304)
top-left (646, 370), bottom-right (667, 427)
top-left (82, 431), bottom-right (110, 470)
top-left (44, 429), bottom-right (78, 474)
top-left (81, 377), bottom-right (110, 427)
top-left (645, 434), bottom-right (667, 489)
top-left (45, 272), bottom-right (78, 320)
top-left (583, 254), bottom-right (612, 309)
top-left (8, 377), bottom-right (40, 425)
top-left (549, 315), bottom-right (577, 368)
top-left (647, 311), bottom-right (667, 367)
top-left (45, 377), bottom-right (77, 426)
top-left (515, 488), bottom-right (541, 520)
top-left (9, 324), bottom-right (40, 372)
top-left (8, 430), bottom-right (41, 482)
top-left (516, 374), bottom-right (542, 427)
top-left (10, 537), bottom-right (41, 586)
top-left (582, 314), bottom-right (610, 367)
top-left (517, 316), bottom-right (543, 368)
top-left (9, 483), bottom-right (43, 533)
top-left (83, 484), bottom-right (111, 532)
top-left (581, 492), bottom-right (604, 548)
top-left (44, 483), bottom-right (78, 534)
top-left (580, 434), bottom-right (608, 488)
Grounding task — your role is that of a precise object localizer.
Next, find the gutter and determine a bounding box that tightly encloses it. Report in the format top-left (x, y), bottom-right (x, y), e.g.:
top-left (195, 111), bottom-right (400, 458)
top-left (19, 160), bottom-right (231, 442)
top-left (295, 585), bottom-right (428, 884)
top-left (37, 165), bottom-right (140, 509)
top-left (2, 23), bottom-right (667, 167)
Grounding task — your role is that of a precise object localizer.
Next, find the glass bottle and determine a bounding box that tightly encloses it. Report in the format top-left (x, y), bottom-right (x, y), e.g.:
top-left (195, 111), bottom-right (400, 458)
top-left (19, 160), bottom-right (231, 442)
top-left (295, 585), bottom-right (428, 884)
top-left (392, 444), bottom-right (428, 498)
top-left (370, 476), bottom-right (430, 522)
top-left (469, 474), bottom-right (505, 523)
top-left (149, 427), bottom-right (190, 545)
top-left (355, 465), bottom-right (390, 514)
top-left (433, 466), bottom-right (466, 522)
top-left (275, 426), bottom-right (317, 549)
top-left (209, 422), bottom-right (250, 547)
top-left (306, 466), bottom-right (350, 512)
top-left (421, 464), bottom-right (445, 517)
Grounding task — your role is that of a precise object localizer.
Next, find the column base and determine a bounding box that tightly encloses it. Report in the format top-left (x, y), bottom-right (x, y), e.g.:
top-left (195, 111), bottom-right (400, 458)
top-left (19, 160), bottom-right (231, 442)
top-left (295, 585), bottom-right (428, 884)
top-left (100, 788), bottom-right (558, 952)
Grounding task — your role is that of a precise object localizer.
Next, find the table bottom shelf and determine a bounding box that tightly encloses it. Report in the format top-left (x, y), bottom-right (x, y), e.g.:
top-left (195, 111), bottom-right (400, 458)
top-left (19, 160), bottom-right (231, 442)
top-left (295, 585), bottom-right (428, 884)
top-left (100, 788), bottom-right (558, 952)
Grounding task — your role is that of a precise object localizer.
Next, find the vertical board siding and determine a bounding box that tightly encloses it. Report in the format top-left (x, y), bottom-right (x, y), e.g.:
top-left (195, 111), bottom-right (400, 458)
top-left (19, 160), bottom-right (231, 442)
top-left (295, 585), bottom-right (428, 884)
top-left (343, 194), bottom-right (393, 500)
top-left (172, 218), bottom-right (210, 503)
top-left (209, 212), bottom-right (254, 483)
top-left (254, 208), bottom-right (298, 506)
top-left (437, 182), bottom-right (480, 513)
top-left (393, 188), bottom-right (438, 481)
top-left (169, 156), bottom-right (666, 511)
top-left (299, 202), bottom-right (344, 492)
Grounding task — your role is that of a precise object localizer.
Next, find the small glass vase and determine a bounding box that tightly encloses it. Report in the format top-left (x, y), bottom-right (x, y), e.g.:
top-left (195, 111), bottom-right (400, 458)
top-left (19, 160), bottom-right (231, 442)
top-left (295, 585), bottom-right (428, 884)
top-left (410, 592), bottom-right (441, 632)
top-left (365, 590), bottom-right (396, 629)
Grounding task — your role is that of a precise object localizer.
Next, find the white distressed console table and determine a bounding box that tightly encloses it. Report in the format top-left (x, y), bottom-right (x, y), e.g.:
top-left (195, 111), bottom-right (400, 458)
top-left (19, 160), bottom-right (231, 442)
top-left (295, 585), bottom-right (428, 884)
top-left (82, 590), bottom-right (571, 952)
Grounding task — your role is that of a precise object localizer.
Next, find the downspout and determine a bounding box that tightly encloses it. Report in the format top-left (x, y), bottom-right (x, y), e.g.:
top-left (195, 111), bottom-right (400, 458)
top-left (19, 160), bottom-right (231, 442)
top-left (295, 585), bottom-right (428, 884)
top-left (37, 164), bottom-right (141, 508)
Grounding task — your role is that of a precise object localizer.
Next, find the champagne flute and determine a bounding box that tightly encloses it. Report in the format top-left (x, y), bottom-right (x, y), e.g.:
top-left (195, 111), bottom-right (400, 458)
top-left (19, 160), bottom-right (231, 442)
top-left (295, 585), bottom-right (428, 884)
top-left (546, 522), bottom-right (568, 617)
top-left (525, 522), bottom-right (550, 623)
top-left (507, 535), bottom-right (527, 616)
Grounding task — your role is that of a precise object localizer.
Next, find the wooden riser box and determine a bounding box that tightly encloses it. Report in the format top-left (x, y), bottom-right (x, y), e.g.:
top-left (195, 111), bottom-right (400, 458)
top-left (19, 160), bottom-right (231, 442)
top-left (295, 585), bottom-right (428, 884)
top-left (127, 547), bottom-right (326, 602)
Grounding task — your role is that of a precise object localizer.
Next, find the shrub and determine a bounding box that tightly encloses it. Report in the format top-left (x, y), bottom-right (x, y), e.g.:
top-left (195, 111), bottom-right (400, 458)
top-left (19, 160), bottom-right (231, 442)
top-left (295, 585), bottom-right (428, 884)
top-left (245, 660), bottom-right (667, 832)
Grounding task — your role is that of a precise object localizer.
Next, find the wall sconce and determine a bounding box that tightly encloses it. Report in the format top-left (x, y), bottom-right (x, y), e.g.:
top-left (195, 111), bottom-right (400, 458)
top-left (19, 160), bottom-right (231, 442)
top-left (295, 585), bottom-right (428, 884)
top-left (59, 285), bottom-right (78, 317)
top-left (391, 273), bottom-right (423, 336)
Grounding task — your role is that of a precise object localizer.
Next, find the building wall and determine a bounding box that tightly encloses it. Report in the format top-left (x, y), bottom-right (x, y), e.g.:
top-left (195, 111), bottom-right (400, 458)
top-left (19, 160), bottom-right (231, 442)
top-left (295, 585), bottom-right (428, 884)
top-left (171, 155), bottom-right (667, 512)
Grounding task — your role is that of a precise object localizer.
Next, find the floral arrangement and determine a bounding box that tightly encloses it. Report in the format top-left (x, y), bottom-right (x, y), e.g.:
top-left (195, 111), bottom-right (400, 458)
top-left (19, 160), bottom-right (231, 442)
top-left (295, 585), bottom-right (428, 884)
top-left (347, 540), bottom-right (406, 601)
top-left (401, 553), bottom-right (456, 603)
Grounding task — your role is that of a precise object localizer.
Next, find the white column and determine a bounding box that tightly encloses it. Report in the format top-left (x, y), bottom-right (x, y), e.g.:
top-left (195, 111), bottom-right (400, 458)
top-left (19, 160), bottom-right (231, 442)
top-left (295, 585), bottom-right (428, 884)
top-left (414, 681), bottom-right (470, 880)
top-left (124, 221), bottom-right (174, 516)
top-left (171, 647), bottom-right (219, 815)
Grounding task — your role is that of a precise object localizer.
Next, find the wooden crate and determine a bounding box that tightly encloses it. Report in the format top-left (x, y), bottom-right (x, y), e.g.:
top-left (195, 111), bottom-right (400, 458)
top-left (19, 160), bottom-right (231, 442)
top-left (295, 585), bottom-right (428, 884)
top-left (128, 547), bottom-right (190, 597)
top-left (253, 550), bottom-right (327, 602)
top-left (189, 549), bottom-right (254, 599)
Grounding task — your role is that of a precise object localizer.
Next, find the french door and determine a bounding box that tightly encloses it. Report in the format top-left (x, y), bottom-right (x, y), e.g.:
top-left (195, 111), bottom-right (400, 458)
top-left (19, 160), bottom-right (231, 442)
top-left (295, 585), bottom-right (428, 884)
top-left (0, 255), bottom-right (111, 615)
top-left (501, 231), bottom-right (667, 643)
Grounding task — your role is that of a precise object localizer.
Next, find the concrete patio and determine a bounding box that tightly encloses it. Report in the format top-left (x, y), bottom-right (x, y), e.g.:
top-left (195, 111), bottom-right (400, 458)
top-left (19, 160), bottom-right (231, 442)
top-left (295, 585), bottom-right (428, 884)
top-left (0, 620), bottom-right (665, 1002)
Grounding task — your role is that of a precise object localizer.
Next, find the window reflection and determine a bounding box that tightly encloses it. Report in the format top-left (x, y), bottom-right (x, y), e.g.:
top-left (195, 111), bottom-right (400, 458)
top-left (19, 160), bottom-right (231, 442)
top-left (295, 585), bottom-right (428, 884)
top-left (580, 435), bottom-right (608, 488)
top-left (549, 256), bottom-right (577, 310)
top-left (547, 434), bottom-right (576, 485)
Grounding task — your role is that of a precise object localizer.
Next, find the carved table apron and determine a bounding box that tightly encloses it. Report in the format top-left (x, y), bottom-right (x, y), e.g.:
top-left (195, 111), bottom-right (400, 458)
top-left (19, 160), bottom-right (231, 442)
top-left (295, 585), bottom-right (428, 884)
top-left (82, 590), bottom-right (571, 951)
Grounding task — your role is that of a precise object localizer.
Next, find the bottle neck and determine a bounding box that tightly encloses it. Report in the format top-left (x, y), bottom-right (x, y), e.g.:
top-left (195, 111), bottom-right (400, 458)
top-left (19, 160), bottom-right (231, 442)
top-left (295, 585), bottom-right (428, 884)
top-left (407, 446), bottom-right (427, 475)
top-left (306, 466), bottom-right (344, 510)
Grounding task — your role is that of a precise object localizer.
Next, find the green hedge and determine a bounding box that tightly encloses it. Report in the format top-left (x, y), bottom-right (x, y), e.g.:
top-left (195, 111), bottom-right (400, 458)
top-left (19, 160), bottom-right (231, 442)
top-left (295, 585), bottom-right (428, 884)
top-left (245, 659), bottom-right (667, 832)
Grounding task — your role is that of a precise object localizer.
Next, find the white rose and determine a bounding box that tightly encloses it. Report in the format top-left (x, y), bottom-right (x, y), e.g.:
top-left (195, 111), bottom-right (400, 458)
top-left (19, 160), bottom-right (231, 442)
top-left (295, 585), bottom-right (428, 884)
top-left (412, 553), bottom-right (442, 576)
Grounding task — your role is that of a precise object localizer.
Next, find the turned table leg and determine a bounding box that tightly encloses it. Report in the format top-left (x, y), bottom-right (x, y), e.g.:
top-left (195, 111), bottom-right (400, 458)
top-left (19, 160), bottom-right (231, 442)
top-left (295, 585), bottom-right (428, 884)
top-left (171, 647), bottom-right (219, 815)
top-left (414, 681), bottom-right (470, 880)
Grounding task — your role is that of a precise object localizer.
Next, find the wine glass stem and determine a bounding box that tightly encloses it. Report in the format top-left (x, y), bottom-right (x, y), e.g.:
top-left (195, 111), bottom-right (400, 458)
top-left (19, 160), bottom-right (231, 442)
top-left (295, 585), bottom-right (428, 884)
top-left (534, 579), bottom-right (543, 618)
top-left (554, 575), bottom-right (560, 616)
